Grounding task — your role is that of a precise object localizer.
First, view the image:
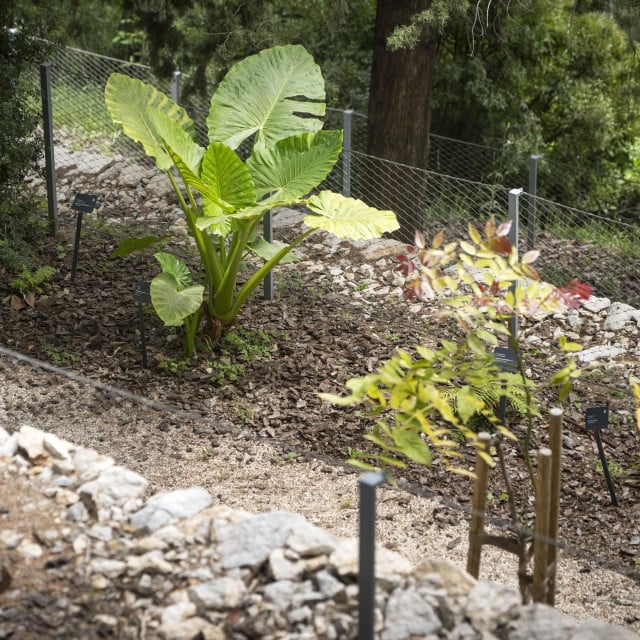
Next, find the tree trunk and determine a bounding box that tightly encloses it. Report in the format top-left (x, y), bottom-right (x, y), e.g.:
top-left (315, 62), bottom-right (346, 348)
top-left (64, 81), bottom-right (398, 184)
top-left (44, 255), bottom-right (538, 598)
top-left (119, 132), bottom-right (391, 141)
top-left (366, 0), bottom-right (439, 240)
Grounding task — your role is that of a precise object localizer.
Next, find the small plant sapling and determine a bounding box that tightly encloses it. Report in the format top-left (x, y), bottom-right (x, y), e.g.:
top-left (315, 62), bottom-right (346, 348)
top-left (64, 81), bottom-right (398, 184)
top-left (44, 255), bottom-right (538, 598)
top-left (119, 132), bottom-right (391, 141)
top-left (105, 45), bottom-right (398, 356)
top-left (322, 219), bottom-right (592, 602)
top-left (10, 265), bottom-right (56, 309)
top-left (322, 219), bottom-right (592, 479)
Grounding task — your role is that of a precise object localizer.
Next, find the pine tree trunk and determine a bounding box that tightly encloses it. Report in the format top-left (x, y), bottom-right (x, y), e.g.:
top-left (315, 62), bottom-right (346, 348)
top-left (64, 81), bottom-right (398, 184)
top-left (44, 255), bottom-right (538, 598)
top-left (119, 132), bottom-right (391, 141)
top-left (366, 0), bottom-right (438, 240)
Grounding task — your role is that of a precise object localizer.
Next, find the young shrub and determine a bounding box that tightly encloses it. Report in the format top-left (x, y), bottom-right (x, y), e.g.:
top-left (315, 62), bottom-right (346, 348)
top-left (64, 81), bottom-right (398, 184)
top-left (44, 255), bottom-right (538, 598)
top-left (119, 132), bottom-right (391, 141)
top-left (105, 45), bottom-right (398, 356)
top-left (322, 219), bottom-right (591, 477)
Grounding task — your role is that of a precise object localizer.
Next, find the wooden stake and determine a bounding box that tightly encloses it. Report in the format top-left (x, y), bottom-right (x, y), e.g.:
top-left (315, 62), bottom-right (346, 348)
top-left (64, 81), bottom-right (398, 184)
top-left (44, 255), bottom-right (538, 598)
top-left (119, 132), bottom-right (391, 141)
top-left (546, 408), bottom-right (563, 606)
top-left (466, 432), bottom-right (492, 579)
top-left (532, 448), bottom-right (552, 602)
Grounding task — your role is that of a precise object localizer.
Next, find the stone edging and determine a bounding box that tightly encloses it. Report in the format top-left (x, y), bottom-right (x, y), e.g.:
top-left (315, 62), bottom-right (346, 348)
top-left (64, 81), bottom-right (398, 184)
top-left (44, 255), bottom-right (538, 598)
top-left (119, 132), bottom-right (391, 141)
top-left (1, 425), bottom-right (637, 640)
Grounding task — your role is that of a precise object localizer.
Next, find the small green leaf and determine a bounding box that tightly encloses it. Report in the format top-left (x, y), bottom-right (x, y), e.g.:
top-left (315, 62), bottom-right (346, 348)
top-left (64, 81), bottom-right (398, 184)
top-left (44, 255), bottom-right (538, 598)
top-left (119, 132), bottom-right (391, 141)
top-left (154, 252), bottom-right (193, 289)
top-left (150, 273), bottom-right (204, 326)
top-left (558, 335), bottom-right (582, 352)
top-left (111, 235), bottom-right (168, 258)
top-left (393, 429), bottom-right (432, 466)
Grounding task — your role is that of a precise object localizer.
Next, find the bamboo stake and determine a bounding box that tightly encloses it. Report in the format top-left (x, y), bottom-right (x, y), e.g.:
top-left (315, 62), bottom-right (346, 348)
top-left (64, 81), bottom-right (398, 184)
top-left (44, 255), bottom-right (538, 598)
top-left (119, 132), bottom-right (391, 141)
top-left (546, 408), bottom-right (563, 606)
top-left (466, 432), bottom-right (492, 579)
top-left (532, 447), bottom-right (552, 602)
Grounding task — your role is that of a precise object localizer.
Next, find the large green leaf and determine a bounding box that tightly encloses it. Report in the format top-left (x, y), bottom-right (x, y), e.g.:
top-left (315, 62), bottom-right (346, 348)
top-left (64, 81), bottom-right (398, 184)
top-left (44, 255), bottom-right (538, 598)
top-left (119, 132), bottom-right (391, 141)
top-left (246, 131), bottom-right (342, 203)
top-left (304, 191), bottom-right (399, 240)
top-left (105, 73), bottom-right (195, 171)
top-left (207, 45), bottom-right (325, 152)
top-left (201, 142), bottom-right (256, 209)
top-left (154, 252), bottom-right (193, 290)
top-left (148, 109), bottom-right (204, 175)
top-left (150, 273), bottom-right (204, 327)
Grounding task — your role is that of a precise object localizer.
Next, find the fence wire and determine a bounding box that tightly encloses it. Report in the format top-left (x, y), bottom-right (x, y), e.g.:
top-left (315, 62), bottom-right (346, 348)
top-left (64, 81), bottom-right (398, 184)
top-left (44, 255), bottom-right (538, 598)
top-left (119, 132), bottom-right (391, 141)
top-left (523, 193), bottom-right (640, 308)
top-left (40, 45), bottom-right (640, 305)
top-left (1, 344), bottom-right (639, 594)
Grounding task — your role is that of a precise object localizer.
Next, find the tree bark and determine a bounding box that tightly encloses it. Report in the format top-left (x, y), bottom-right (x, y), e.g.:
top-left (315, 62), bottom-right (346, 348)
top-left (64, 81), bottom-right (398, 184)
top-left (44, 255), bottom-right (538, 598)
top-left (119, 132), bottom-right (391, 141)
top-left (366, 0), bottom-right (439, 240)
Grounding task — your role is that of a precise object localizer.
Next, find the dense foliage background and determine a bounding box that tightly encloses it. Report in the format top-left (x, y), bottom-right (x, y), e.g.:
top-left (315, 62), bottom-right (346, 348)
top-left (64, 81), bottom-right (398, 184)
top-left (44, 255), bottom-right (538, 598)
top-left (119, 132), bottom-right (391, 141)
top-left (2, 0), bottom-right (639, 267)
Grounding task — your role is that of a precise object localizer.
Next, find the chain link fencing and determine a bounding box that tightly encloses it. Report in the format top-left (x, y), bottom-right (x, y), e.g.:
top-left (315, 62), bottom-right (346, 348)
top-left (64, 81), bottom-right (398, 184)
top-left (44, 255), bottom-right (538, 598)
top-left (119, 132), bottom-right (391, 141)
top-left (40, 45), bottom-right (640, 308)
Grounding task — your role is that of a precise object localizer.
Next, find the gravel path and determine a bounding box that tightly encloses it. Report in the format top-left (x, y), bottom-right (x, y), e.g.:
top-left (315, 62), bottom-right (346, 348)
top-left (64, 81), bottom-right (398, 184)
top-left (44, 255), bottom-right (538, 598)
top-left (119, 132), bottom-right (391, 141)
top-left (1, 351), bottom-right (639, 631)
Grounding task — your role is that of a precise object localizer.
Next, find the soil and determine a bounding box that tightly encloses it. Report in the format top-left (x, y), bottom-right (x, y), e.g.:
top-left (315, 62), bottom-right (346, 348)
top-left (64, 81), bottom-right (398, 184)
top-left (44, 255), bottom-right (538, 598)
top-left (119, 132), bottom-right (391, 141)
top-left (0, 196), bottom-right (640, 634)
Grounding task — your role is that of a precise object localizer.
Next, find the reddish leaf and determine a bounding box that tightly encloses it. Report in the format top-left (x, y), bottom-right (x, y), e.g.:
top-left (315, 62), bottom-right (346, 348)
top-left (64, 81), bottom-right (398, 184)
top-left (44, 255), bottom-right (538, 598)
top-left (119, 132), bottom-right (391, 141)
top-left (487, 236), bottom-right (511, 255)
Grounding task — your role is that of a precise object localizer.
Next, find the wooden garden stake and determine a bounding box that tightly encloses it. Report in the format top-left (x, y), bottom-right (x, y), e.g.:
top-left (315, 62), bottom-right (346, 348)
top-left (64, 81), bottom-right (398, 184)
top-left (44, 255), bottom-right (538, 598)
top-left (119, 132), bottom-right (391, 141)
top-left (532, 448), bottom-right (552, 603)
top-left (466, 432), bottom-right (492, 578)
top-left (546, 408), bottom-right (563, 606)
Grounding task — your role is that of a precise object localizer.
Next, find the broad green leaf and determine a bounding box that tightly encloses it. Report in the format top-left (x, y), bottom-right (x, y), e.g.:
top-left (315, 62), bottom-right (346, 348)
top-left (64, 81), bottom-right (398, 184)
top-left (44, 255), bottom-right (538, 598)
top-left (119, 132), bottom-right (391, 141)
top-left (304, 191), bottom-right (398, 240)
top-left (105, 73), bottom-right (195, 171)
top-left (147, 108), bottom-right (204, 175)
top-left (208, 45), bottom-right (325, 152)
top-left (154, 252), bottom-right (193, 289)
top-left (201, 142), bottom-right (256, 209)
top-left (393, 429), bottom-right (432, 466)
top-left (111, 235), bottom-right (168, 258)
top-left (150, 273), bottom-right (204, 327)
top-left (247, 131), bottom-right (342, 202)
top-left (196, 207), bottom-right (232, 236)
top-left (248, 237), bottom-right (298, 263)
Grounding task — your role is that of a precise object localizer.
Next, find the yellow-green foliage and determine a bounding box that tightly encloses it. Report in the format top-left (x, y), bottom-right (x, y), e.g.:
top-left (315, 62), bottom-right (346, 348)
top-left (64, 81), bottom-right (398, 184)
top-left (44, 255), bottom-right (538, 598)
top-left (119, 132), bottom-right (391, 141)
top-left (322, 220), bottom-right (591, 476)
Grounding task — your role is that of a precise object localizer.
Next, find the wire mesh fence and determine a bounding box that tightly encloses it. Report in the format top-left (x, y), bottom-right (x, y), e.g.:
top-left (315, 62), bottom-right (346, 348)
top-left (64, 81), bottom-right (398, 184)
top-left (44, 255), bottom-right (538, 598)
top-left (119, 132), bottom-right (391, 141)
top-left (39, 45), bottom-right (640, 308)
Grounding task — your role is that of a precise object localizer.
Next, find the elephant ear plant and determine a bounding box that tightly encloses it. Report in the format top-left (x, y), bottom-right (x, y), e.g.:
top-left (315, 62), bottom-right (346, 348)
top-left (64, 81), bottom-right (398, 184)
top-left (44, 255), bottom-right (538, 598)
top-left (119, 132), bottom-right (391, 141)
top-left (105, 45), bottom-right (398, 355)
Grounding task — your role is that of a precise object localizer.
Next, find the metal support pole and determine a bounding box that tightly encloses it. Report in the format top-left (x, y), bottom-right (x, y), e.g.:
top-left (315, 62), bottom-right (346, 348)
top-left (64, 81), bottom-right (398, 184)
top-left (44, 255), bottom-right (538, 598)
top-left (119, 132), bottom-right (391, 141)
top-left (508, 188), bottom-right (522, 340)
top-left (263, 210), bottom-right (274, 300)
top-left (40, 62), bottom-right (58, 236)
top-left (70, 211), bottom-right (83, 282)
top-left (527, 155), bottom-right (543, 250)
top-left (343, 109), bottom-right (354, 197)
top-left (358, 471), bottom-right (385, 640)
top-left (172, 70), bottom-right (182, 104)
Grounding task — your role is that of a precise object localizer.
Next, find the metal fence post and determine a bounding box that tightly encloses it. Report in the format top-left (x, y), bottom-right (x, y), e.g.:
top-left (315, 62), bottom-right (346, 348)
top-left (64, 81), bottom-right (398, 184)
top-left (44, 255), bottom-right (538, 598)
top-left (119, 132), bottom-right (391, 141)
top-left (358, 471), bottom-right (385, 640)
top-left (40, 62), bottom-right (58, 236)
top-left (343, 109), bottom-right (354, 197)
top-left (172, 70), bottom-right (182, 104)
top-left (263, 210), bottom-right (274, 300)
top-left (508, 188), bottom-right (523, 339)
top-left (527, 155), bottom-right (543, 250)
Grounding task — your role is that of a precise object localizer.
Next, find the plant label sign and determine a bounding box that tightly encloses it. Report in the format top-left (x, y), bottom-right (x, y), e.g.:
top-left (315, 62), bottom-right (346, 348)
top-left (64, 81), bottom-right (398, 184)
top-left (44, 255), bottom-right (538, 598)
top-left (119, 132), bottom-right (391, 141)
top-left (585, 406), bottom-right (608, 432)
top-left (71, 193), bottom-right (98, 213)
top-left (133, 281), bottom-right (151, 368)
top-left (494, 347), bottom-right (518, 373)
top-left (585, 406), bottom-right (617, 506)
top-left (70, 193), bottom-right (98, 282)
top-left (133, 281), bottom-right (151, 304)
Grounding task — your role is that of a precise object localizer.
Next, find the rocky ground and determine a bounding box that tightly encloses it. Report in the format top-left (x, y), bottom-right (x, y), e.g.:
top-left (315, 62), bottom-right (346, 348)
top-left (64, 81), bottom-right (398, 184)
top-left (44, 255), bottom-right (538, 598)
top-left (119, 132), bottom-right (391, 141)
top-left (0, 151), bottom-right (639, 635)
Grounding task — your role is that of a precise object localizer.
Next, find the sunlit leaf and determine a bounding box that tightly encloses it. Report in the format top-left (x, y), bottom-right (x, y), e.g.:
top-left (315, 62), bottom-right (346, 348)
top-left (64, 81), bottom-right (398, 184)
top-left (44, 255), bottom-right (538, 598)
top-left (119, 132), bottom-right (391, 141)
top-left (393, 429), bottom-right (432, 465)
top-left (150, 273), bottom-right (203, 326)
top-left (468, 224), bottom-right (481, 244)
